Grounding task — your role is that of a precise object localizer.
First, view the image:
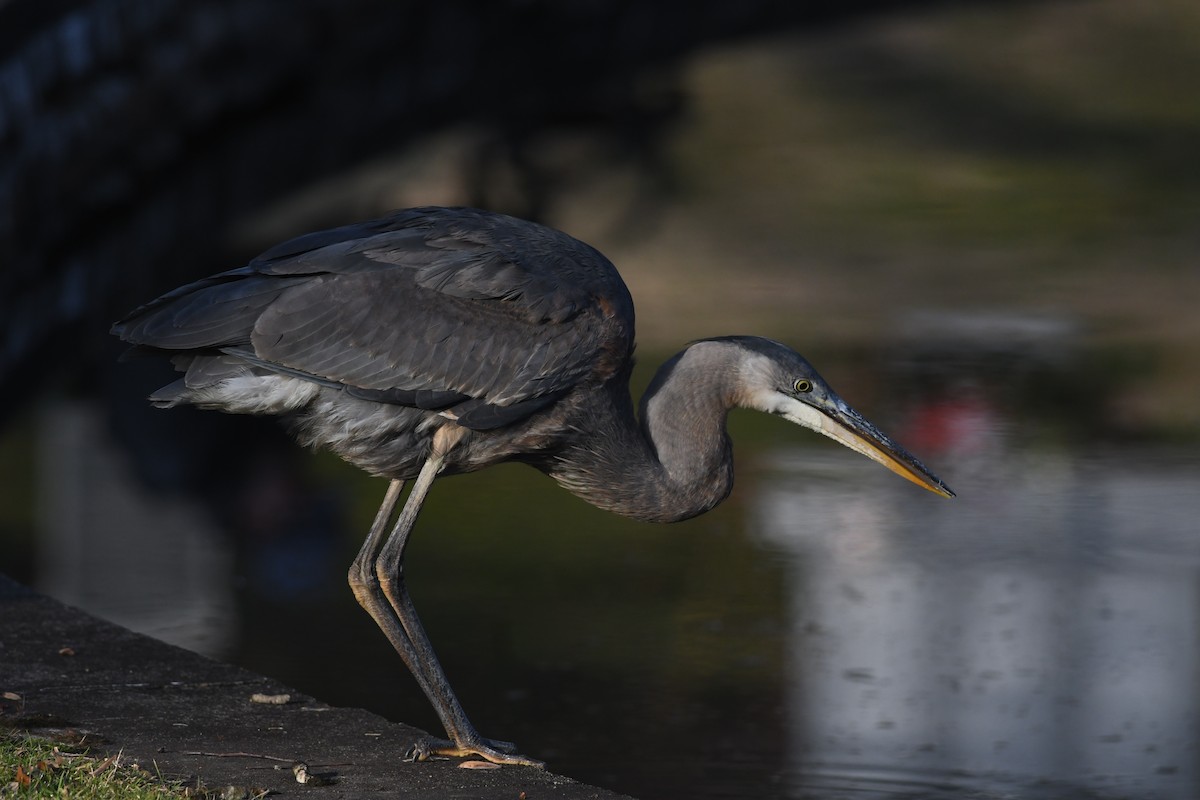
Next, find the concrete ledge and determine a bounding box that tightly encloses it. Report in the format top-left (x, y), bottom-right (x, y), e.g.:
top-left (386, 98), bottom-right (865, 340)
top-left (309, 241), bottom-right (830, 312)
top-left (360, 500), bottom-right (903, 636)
top-left (0, 574), bottom-right (632, 799)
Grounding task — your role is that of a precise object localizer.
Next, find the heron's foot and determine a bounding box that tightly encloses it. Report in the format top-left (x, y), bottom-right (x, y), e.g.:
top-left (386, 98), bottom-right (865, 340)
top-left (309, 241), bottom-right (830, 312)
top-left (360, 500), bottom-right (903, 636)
top-left (405, 736), bottom-right (544, 768)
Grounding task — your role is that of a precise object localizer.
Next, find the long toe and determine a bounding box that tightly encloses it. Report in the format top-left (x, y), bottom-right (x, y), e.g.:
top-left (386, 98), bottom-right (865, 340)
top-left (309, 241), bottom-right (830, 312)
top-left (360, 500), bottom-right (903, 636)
top-left (407, 737), bottom-right (544, 768)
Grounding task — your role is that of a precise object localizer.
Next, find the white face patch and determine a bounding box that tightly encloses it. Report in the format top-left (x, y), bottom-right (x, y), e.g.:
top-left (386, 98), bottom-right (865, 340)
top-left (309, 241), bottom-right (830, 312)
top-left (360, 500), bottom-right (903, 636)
top-left (776, 396), bottom-right (829, 433)
top-left (736, 351), bottom-right (789, 411)
top-left (776, 393), bottom-right (909, 475)
top-left (747, 383), bottom-right (887, 467)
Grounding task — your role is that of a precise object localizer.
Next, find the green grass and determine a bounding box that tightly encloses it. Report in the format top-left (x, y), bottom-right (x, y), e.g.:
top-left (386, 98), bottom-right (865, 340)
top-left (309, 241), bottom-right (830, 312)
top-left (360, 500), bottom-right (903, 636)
top-left (0, 732), bottom-right (229, 800)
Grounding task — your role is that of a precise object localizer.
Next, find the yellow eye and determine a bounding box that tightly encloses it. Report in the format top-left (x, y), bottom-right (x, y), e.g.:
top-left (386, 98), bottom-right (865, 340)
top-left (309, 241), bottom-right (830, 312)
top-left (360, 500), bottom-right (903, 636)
top-left (793, 378), bottom-right (813, 394)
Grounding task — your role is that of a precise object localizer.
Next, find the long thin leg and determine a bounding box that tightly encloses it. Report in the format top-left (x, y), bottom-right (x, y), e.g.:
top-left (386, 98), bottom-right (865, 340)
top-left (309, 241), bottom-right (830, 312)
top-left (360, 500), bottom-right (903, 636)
top-left (347, 455), bottom-right (542, 767)
top-left (348, 478), bottom-right (406, 600)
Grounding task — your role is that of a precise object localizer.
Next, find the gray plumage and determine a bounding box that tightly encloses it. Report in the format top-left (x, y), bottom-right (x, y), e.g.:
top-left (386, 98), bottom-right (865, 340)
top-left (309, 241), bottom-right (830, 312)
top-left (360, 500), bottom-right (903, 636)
top-left (112, 205), bottom-right (952, 766)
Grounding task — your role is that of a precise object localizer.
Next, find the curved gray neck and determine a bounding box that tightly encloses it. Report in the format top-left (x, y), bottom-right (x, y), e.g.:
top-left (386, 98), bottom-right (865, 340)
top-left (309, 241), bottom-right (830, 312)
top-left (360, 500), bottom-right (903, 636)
top-left (548, 341), bottom-right (740, 523)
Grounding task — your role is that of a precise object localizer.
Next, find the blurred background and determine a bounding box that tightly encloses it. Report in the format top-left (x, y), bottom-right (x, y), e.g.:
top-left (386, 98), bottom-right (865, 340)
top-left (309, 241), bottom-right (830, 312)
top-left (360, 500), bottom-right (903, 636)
top-left (2, 0), bottom-right (1198, 798)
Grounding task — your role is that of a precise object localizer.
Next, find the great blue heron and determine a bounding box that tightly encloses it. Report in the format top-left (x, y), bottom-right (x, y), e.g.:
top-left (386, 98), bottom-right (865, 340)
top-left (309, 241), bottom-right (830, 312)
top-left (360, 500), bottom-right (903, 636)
top-left (112, 206), bottom-right (953, 767)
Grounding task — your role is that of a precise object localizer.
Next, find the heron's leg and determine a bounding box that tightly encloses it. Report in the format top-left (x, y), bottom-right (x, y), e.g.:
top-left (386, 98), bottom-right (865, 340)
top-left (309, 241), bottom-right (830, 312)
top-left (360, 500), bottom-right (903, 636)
top-left (371, 453), bottom-right (542, 768)
top-left (347, 478), bottom-right (405, 619)
top-left (348, 477), bottom-right (445, 705)
top-left (346, 447), bottom-right (542, 767)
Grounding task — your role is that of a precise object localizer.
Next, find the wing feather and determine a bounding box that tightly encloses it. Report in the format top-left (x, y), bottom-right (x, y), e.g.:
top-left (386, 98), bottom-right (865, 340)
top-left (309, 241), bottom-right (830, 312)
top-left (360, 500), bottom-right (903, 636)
top-left (113, 207), bottom-right (635, 430)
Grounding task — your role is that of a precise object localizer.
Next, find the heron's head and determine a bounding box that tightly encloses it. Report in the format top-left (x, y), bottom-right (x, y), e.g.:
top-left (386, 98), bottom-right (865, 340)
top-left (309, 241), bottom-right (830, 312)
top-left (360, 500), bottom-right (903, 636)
top-left (718, 336), bottom-right (954, 498)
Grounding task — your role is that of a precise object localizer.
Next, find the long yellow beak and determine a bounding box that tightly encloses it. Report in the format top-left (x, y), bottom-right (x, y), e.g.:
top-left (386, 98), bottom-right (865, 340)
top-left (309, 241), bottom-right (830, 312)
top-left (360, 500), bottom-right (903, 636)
top-left (816, 404), bottom-right (955, 498)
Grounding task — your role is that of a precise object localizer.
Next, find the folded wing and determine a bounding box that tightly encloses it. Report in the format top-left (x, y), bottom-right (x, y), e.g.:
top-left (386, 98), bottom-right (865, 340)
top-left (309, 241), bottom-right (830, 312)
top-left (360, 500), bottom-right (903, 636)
top-left (112, 207), bottom-right (635, 430)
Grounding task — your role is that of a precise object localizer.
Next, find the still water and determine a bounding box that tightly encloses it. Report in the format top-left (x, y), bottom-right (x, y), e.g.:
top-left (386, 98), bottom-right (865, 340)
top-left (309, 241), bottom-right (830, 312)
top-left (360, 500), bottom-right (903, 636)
top-left (20, 340), bottom-right (1200, 800)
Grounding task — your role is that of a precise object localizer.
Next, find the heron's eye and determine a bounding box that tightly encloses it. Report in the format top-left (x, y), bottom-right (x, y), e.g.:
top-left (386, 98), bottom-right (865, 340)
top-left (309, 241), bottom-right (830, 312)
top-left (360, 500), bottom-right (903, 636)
top-left (793, 378), bottom-right (813, 394)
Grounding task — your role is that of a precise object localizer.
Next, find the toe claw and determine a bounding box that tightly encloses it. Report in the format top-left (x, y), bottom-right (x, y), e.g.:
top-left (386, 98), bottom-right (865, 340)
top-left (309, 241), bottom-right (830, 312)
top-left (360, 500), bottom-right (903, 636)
top-left (403, 741), bottom-right (437, 763)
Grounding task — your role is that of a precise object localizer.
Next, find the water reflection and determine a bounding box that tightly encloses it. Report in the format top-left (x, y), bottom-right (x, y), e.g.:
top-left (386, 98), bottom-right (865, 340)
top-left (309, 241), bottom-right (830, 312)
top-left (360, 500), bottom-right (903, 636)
top-left (33, 398), bottom-right (237, 656)
top-left (755, 436), bottom-right (1200, 799)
